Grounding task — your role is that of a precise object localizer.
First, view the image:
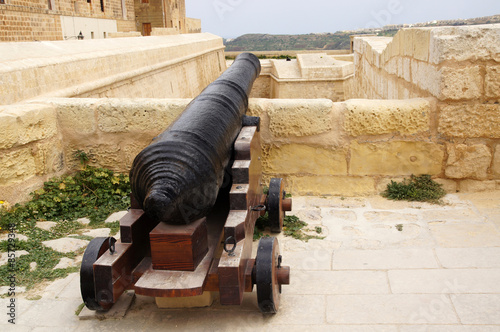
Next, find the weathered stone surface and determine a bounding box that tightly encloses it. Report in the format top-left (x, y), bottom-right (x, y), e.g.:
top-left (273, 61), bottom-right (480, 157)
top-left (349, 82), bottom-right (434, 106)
top-left (459, 179), bottom-right (497, 192)
top-left (291, 176), bottom-right (375, 196)
top-left (439, 66), bottom-right (483, 100)
top-left (0, 250), bottom-right (29, 266)
top-left (343, 99), bottom-right (430, 136)
top-left (445, 144), bottom-right (492, 180)
top-left (54, 257), bottom-right (77, 269)
top-left (494, 145), bottom-right (500, 178)
top-left (327, 294), bottom-right (458, 324)
top-left (97, 99), bottom-right (190, 133)
top-left (452, 294), bottom-right (500, 324)
top-left (81, 228), bottom-right (111, 237)
top-left (36, 221), bottom-right (57, 231)
top-left (332, 249), bottom-right (439, 270)
top-left (262, 144), bottom-right (347, 175)
top-left (485, 65), bottom-right (500, 99)
top-left (105, 210), bottom-right (128, 223)
top-left (42, 238), bottom-right (89, 253)
top-left (0, 147), bottom-right (37, 186)
top-left (439, 104), bottom-right (500, 138)
top-left (54, 98), bottom-right (98, 135)
top-left (0, 104), bottom-right (57, 149)
top-left (430, 25), bottom-right (500, 64)
top-left (429, 223), bottom-right (500, 247)
top-left (350, 141), bottom-right (444, 176)
top-left (265, 99), bottom-right (334, 138)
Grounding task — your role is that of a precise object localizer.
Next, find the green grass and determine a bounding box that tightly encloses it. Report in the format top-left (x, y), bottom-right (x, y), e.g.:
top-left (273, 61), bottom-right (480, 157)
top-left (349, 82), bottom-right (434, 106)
top-left (0, 165), bottom-right (131, 290)
top-left (382, 174), bottom-right (446, 204)
top-left (254, 213), bottom-right (325, 242)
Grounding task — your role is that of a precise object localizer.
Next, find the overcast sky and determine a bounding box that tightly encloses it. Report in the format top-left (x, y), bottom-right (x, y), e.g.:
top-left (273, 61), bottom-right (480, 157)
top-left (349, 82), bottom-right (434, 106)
top-left (185, 0), bottom-right (500, 38)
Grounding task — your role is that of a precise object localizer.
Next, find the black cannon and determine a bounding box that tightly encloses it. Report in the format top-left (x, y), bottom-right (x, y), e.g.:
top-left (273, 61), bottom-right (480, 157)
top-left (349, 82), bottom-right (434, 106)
top-left (130, 52), bottom-right (261, 225)
top-left (80, 53), bottom-right (291, 315)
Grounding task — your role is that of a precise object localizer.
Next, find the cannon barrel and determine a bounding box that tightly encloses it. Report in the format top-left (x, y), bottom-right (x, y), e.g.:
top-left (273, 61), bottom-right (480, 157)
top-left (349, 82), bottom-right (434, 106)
top-left (129, 53), bottom-right (261, 225)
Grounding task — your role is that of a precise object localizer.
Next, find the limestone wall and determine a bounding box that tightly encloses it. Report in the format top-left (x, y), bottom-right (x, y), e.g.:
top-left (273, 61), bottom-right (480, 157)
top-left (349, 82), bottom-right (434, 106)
top-left (3, 97), bottom-right (499, 204)
top-left (0, 0), bottom-right (136, 41)
top-left (247, 54), bottom-right (355, 102)
top-left (0, 33), bottom-right (226, 105)
top-left (348, 24), bottom-right (500, 193)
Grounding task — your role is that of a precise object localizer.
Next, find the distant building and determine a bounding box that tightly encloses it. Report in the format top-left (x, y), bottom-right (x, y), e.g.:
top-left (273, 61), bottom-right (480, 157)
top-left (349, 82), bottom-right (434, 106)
top-left (0, 0), bottom-right (201, 41)
top-left (134, 0), bottom-right (200, 36)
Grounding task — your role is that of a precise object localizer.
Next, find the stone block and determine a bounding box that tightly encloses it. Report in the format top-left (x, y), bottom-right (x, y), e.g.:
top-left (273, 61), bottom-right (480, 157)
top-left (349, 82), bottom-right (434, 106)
top-left (54, 98), bottom-right (98, 136)
top-left (485, 65), bottom-right (500, 99)
top-left (459, 179), bottom-right (497, 192)
top-left (410, 60), bottom-right (441, 97)
top-left (265, 99), bottom-right (334, 137)
top-left (262, 144), bottom-right (347, 175)
top-left (433, 178), bottom-right (458, 193)
top-left (429, 25), bottom-right (500, 64)
top-left (445, 144), bottom-right (491, 180)
top-left (439, 104), bottom-right (500, 138)
top-left (343, 99), bottom-right (430, 136)
top-left (439, 66), bottom-right (483, 100)
top-left (97, 99), bottom-right (190, 134)
top-left (412, 29), bottom-right (431, 61)
top-left (494, 145), bottom-right (500, 178)
top-left (350, 141), bottom-right (444, 176)
top-left (291, 176), bottom-right (375, 196)
top-left (0, 104), bottom-right (57, 149)
top-left (0, 147), bottom-right (37, 186)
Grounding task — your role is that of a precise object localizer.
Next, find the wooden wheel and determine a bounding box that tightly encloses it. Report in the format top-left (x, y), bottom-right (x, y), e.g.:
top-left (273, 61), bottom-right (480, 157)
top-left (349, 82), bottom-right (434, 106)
top-left (256, 237), bottom-right (281, 314)
top-left (268, 178), bottom-right (285, 233)
top-left (80, 237), bottom-right (116, 311)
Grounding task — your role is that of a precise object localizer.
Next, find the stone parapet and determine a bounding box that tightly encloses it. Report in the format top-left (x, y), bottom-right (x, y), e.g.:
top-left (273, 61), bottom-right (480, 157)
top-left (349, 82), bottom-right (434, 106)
top-left (0, 33), bottom-right (226, 105)
top-left (1, 97), bottom-right (500, 203)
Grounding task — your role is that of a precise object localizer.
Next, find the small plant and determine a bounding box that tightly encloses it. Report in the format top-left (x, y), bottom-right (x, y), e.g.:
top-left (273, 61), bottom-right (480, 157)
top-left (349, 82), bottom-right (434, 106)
top-left (382, 174), bottom-right (446, 204)
top-left (254, 213), bottom-right (324, 242)
top-left (73, 150), bottom-right (90, 168)
top-left (395, 224), bottom-right (403, 232)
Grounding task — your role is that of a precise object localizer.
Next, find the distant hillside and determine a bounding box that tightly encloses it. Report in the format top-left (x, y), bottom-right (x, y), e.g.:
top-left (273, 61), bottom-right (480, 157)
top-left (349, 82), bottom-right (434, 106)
top-left (224, 14), bottom-right (500, 52)
top-left (224, 32), bottom-right (354, 52)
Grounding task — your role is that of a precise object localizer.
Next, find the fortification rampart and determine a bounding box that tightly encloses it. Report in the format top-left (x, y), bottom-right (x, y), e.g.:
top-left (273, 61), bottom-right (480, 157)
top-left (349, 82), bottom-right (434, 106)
top-left (0, 33), bottom-right (226, 105)
top-left (1, 24), bottom-right (499, 204)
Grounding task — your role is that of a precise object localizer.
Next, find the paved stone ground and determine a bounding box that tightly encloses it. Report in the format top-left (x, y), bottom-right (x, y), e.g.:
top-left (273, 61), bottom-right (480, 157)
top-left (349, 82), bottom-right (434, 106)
top-left (2, 191), bottom-right (500, 331)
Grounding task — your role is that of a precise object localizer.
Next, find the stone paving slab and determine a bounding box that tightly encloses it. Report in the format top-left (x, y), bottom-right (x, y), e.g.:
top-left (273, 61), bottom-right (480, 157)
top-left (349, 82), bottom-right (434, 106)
top-left (389, 269), bottom-right (500, 293)
top-left (326, 294), bottom-right (459, 324)
top-left (332, 248), bottom-right (439, 270)
top-left (289, 270), bottom-right (389, 295)
top-left (435, 247), bottom-right (500, 268)
top-left (429, 223), bottom-right (500, 247)
top-left (2, 193), bottom-right (500, 330)
top-left (452, 294), bottom-right (500, 324)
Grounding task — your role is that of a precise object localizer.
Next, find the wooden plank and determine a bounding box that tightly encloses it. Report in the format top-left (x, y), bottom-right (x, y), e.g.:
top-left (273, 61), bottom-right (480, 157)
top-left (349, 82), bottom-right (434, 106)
top-left (234, 126), bottom-right (257, 160)
top-left (232, 160), bottom-right (250, 183)
top-left (150, 218), bottom-right (208, 271)
top-left (223, 210), bottom-right (247, 243)
top-left (229, 184), bottom-right (249, 210)
top-left (93, 242), bottom-right (135, 304)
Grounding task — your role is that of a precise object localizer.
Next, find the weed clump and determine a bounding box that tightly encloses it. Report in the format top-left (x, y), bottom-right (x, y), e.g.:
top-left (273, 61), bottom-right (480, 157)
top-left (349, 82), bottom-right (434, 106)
top-left (382, 174), bottom-right (446, 204)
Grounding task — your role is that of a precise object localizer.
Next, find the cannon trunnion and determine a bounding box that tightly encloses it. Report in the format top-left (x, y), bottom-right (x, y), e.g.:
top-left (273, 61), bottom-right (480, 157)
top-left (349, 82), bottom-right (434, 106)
top-left (80, 53), bottom-right (291, 314)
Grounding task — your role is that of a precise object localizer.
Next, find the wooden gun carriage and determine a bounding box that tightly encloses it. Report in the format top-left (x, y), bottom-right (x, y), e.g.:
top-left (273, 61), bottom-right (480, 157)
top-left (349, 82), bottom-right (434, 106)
top-left (80, 53), bottom-right (291, 314)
